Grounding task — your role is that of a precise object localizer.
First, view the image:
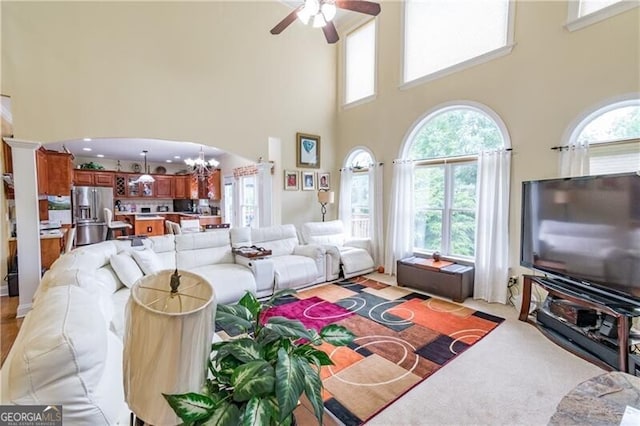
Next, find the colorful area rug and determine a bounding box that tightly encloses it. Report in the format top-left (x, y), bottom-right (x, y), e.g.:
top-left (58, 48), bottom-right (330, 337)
top-left (219, 276), bottom-right (504, 425)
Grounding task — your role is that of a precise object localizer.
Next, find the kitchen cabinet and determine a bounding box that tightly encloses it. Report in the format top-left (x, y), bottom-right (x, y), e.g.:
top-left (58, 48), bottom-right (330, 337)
top-left (189, 169), bottom-right (221, 200)
top-left (134, 218), bottom-right (164, 237)
top-left (155, 175), bottom-right (174, 198)
top-left (174, 175), bottom-right (190, 199)
top-left (36, 149), bottom-right (48, 195)
top-left (74, 170), bottom-right (115, 187)
top-left (199, 216), bottom-right (222, 227)
top-left (35, 149), bottom-right (73, 196)
top-left (3, 141), bottom-right (14, 199)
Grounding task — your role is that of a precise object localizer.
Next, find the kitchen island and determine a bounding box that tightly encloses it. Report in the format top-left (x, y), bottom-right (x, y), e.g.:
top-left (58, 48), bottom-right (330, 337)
top-left (113, 212), bottom-right (223, 235)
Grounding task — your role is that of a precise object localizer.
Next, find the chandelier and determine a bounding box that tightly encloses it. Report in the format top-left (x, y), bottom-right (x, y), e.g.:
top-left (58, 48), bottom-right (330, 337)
top-left (297, 0), bottom-right (337, 28)
top-left (185, 147), bottom-right (219, 180)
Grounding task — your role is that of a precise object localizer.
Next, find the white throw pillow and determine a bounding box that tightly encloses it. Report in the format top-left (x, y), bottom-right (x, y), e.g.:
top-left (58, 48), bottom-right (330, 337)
top-left (131, 249), bottom-right (163, 275)
top-left (110, 253), bottom-right (143, 288)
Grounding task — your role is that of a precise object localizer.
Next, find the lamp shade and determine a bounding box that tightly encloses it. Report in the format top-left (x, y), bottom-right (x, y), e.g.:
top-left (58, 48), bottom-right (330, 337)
top-left (318, 190), bottom-right (335, 204)
top-left (124, 270), bottom-right (216, 425)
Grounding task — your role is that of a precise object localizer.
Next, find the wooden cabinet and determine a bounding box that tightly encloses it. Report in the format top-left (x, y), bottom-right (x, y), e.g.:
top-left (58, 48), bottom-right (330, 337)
top-left (73, 170), bottom-right (94, 186)
top-left (208, 169), bottom-right (221, 201)
top-left (36, 149), bottom-right (48, 195)
top-left (74, 170), bottom-right (115, 187)
top-left (155, 175), bottom-right (174, 198)
top-left (134, 218), bottom-right (164, 237)
top-left (174, 175), bottom-right (190, 199)
top-left (199, 216), bottom-right (222, 227)
top-left (3, 141), bottom-right (14, 198)
top-left (396, 257), bottom-right (474, 303)
top-left (188, 170), bottom-right (221, 200)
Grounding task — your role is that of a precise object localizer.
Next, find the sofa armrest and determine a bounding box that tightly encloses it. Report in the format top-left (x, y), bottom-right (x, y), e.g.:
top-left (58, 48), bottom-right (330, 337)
top-left (234, 256), bottom-right (275, 293)
top-left (345, 238), bottom-right (373, 255)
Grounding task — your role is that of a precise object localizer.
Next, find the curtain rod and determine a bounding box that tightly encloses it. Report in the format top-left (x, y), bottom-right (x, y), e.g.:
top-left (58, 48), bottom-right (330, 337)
top-left (551, 138), bottom-right (639, 151)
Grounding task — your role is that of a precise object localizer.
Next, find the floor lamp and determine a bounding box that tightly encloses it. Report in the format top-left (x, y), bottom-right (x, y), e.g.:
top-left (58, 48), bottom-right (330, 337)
top-left (318, 189), bottom-right (335, 222)
top-left (124, 269), bottom-right (216, 425)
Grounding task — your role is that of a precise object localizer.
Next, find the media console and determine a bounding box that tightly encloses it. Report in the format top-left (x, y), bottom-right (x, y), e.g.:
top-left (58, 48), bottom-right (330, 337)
top-left (519, 275), bottom-right (640, 373)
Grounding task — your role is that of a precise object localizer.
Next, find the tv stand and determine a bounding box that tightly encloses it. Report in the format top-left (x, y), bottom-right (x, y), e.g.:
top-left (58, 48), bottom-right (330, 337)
top-left (519, 275), bottom-right (635, 373)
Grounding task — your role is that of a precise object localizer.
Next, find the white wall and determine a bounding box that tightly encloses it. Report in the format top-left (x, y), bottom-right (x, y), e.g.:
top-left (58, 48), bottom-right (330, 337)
top-left (334, 1), bottom-right (640, 278)
top-left (1, 1), bottom-right (337, 225)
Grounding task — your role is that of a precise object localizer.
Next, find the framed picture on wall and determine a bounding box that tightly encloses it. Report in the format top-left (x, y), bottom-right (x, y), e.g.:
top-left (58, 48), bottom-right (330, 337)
top-left (296, 133), bottom-right (320, 169)
top-left (284, 170), bottom-right (299, 190)
top-left (318, 172), bottom-right (330, 190)
top-left (302, 171), bottom-right (315, 191)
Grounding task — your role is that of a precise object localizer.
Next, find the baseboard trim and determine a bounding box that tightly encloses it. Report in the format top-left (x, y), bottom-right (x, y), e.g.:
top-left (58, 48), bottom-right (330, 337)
top-left (16, 302), bottom-right (32, 318)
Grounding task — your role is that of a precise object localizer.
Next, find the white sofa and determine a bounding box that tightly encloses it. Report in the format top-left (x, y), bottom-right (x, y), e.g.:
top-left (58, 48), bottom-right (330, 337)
top-left (1, 227), bottom-right (334, 424)
top-left (300, 220), bottom-right (375, 279)
top-left (230, 224), bottom-right (326, 291)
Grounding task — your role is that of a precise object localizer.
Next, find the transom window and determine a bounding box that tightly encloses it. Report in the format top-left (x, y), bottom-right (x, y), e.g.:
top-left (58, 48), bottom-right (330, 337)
top-left (344, 20), bottom-right (376, 105)
top-left (572, 99), bottom-right (640, 174)
top-left (403, 0), bottom-right (512, 84)
top-left (407, 106), bottom-right (505, 258)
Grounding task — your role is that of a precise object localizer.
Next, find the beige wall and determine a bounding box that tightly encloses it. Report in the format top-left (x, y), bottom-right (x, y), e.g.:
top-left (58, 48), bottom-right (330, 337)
top-left (335, 1), bottom-right (640, 278)
top-left (1, 1), bottom-right (337, 226)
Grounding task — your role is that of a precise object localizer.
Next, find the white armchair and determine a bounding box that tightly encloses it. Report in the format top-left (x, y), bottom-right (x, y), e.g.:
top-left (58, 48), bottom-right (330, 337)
top-left (300, 220), bottom-right (375, 280)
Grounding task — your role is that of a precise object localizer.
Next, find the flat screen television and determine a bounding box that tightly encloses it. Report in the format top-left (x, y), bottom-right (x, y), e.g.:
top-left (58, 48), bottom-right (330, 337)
top-left (520, 172), bottom-right (640, 307)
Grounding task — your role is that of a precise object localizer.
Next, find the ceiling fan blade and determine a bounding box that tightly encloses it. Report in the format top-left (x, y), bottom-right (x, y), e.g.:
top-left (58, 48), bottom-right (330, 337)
top-left (270, 6), bottom-right (303, 35)
top-left (336, 0), bottom-right (381, 16)
top-left (322, 21), bottom-right (339, 44)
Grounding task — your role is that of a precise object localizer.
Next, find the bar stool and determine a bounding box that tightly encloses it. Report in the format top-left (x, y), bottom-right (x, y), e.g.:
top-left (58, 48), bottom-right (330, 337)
top-left (105, 208), bottom-right (132, 240)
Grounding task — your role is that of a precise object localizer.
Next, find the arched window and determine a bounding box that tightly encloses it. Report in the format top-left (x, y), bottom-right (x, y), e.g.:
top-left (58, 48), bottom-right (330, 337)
top-left (404, 104), bottom-right (507, 258)
top-left (343, 148), bottom-right (374, 238)
top-left (569, 98), bottom-right (640, 174)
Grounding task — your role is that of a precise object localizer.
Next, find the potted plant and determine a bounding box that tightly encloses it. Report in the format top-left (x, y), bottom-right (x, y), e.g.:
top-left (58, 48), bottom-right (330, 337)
top-left (163, 289), bottom-right (354, 425)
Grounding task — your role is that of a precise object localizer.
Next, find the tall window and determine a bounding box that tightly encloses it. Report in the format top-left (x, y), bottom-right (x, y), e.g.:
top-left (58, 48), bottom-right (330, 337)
top-left (403, 0), bottom-right (512, 84)
top-left (571, 99), bottom-right (640, 174)
top-left (344, 20), bottom-right (376, 105)
top-left (407, 105), bottom-right (505, 258)
top-left (346, 150), bottom-right (373, 237)
top-left (239, 175), bottom-right (257, 228)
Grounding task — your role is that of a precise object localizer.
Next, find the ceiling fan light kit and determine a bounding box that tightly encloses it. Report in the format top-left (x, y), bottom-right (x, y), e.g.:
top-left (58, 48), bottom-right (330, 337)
top-left (271, 0), bottom-right (381, 44)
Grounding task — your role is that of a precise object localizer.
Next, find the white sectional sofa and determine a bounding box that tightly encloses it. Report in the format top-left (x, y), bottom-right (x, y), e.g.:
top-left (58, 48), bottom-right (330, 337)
top-left (230, 224), bottom-right (326, 290)
top-left (0, 226), bottom-right (329, 425)
top-left (300, 220), bottom-right (376, 279)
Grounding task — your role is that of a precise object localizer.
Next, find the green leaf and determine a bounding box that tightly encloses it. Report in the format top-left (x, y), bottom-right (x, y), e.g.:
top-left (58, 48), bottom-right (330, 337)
top-left (308, 328), bottom-right (323, 345)
top-left (275, 348), bottom-right (305, 421)
top-left (217, 338), bottom-right (263, 363)
top-left (217, 304), bottom-right (254, 323)
top-left (268, 288), bottom-right (298, 304)
top-left (295, 346), bottom-right (334, 366)
top-left (216, 310), bottom-right (253, 332)
top-left (238, 292), bottom-right (262, 319)
top-left (300, 359), bottom-right (325, 424)
top-left (163, 392), bottom-right (215, 423)
top-left (241, 396), bottom-right (274, 426)
top-left (199, 400), bottom-right (241, 426)
top-left (231, 360), bottom-right (275, 402)
top-left (264, 316), bottom-right (313, 341)
top-left (320, 324), bottom-right (355, 346)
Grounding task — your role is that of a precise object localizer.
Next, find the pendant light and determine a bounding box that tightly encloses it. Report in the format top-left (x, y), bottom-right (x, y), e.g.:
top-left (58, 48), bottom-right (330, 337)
top-left (135, 150), bottom-right (155, 184)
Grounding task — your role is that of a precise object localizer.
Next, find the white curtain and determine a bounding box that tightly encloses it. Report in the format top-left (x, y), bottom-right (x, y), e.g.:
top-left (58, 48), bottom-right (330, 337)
top-left (559, 142), bottom-right (590, 177)
top-left (338, 168), bottom-right (353, 236)
top-left (474, 150), bottom-right (511, 303)
top-left (384, 160), bottom-right (414, 275)
top-left (256, 162), bottom-right (272, 227)
top-left (368, 163), bottom-right (384, 266)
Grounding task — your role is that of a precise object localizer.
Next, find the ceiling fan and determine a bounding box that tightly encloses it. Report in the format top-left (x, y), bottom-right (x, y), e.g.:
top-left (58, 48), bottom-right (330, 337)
top-left (270, 0), bottom-right (381, 44)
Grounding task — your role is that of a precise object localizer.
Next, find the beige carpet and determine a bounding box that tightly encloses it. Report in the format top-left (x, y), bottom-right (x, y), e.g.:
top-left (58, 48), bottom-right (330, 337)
top-left (353, 273), bottom-right (605, 426)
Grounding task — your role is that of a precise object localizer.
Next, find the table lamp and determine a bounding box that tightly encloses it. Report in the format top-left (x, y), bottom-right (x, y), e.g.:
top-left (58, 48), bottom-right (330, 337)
top-left (317, 190), bottom-right (335, 222)
top-left (124, 269), bottom-right (216, 425)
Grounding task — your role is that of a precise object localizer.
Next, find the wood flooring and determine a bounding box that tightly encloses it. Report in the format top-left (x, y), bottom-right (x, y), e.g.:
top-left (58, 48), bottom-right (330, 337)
top-left (1, 295), bottom-right (22, 367)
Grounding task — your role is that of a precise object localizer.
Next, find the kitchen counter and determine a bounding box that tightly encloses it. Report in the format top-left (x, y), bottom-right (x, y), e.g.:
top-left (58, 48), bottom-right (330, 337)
top-left (8, 228), bottom-right (68, 269)
top-left (114, 212), bottom-right (221, 218)
top-left (135, 215), bottom-right (164, 221)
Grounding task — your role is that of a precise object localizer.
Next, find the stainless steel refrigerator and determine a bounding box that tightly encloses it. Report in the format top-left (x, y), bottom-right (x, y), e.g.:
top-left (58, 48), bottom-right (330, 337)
top-left (72, 186), bottom-right (114, 246)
